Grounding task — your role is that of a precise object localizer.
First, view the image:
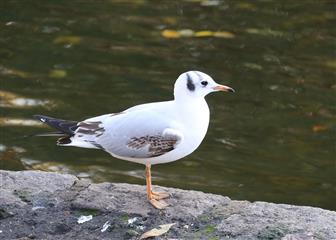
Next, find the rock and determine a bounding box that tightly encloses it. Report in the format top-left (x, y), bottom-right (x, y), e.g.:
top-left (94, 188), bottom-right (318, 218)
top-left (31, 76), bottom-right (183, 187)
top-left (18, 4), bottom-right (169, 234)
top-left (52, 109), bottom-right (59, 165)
top-left (0, 170), bottom-right (335, 239)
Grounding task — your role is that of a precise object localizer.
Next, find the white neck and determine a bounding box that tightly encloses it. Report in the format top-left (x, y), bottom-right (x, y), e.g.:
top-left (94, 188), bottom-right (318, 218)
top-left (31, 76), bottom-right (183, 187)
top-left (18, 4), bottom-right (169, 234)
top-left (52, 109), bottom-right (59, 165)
top-left (173, 96), bottom-right (210, 132)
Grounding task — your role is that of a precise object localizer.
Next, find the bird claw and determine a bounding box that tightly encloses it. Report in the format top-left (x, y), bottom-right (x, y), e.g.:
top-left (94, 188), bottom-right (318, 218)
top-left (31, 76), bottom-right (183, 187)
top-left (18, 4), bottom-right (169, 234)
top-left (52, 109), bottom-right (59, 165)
top-left (151, 191), bottom-right (170, 200)
top-left (149, 198), bottom-right (169, 209)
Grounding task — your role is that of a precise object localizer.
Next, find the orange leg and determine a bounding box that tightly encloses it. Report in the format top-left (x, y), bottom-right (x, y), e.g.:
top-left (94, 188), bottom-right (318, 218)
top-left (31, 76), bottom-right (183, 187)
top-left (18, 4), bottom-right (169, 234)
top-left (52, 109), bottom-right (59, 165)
top-left (145, 164), bottom-right (169, 209)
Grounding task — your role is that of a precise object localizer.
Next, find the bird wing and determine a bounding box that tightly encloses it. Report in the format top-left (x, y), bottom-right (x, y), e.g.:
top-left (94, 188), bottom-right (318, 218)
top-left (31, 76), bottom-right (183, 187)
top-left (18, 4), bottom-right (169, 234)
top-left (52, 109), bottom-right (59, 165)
top-left (74, 109), bottom-right (183, 158)
top-left (125, 128), bottom-right (182, 157)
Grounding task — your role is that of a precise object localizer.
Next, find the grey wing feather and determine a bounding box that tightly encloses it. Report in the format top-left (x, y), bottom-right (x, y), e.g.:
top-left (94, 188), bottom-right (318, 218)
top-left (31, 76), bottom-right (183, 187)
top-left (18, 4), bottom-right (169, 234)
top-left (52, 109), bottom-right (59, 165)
top-left (92, 110), bottom-right (183, 158)
top-left (127, 135), bottom-right (178, 157)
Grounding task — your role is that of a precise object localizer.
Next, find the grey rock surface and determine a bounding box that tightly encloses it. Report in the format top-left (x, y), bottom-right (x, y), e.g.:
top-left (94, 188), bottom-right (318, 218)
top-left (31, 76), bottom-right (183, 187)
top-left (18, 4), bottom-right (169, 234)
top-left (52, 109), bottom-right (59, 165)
top-left (0, 170), bottom-right (335, 240)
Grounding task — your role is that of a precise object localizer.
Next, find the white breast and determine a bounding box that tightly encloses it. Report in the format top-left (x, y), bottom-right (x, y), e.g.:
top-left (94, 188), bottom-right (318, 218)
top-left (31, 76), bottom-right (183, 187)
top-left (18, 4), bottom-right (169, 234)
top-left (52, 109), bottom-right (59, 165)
top-left (176, 99), bottom-right (210, 152)
top-left (146, 99), bottom-right (210, 165)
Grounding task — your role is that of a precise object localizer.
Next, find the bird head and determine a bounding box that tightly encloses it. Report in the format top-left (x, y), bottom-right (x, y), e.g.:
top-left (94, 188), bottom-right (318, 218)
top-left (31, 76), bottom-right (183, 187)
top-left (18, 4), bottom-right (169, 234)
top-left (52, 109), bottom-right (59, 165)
top-left (174, 71), bottom-right (234, 100)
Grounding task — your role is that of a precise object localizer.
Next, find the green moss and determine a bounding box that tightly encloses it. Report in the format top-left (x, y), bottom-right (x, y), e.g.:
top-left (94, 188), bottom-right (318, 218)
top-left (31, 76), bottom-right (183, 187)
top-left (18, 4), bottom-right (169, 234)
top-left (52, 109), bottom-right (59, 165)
top-left (257, 226), bottom-right (285, 240)
top-left (13, 190), bottom-right (31, 203)
top-left (204, 225), bottom-right (216, 234)
top-left (199, 214), bottom-right (210, 222)
top-left (120, 214), bottom-right (129, 222)
top-left (191, 224), bottom-right (218, 239)
top-left (73, 208), bottom-right (100, 216)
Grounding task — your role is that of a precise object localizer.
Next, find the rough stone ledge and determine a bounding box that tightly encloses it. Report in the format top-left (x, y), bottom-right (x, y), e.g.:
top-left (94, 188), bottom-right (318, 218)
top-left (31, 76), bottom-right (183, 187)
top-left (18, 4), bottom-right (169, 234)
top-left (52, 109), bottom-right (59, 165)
top-left (0, 170), bottom-right (335, 240)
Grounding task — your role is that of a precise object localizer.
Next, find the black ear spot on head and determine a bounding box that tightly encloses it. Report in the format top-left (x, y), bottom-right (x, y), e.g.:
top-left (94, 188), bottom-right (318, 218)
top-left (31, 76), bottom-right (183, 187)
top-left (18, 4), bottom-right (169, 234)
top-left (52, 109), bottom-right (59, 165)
top-left (186, 73), bottom-right (195, 91)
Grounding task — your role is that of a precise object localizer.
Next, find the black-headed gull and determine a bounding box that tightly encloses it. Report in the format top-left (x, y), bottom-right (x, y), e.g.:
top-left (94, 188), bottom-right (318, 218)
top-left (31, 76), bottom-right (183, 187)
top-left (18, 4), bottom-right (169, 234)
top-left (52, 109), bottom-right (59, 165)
top-left (34, 71), bottom-right (234, 209)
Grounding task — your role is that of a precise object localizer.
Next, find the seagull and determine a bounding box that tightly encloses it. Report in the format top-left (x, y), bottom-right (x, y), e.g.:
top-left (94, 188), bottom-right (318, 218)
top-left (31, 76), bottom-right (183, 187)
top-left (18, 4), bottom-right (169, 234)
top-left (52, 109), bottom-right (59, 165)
top-left (34, 71), bottom-right (234, 209)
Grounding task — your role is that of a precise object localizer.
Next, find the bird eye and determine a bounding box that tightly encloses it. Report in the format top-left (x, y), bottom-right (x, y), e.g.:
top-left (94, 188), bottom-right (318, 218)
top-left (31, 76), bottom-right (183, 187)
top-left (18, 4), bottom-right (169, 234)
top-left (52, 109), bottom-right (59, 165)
top-left (201, 81), bottom-right (208, 86)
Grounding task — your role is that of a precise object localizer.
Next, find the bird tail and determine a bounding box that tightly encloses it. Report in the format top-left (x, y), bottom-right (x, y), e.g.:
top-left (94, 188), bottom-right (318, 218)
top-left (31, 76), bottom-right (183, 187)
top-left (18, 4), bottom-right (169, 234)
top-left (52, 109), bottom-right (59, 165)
top-left (33, 115), bottom-right (78, 145)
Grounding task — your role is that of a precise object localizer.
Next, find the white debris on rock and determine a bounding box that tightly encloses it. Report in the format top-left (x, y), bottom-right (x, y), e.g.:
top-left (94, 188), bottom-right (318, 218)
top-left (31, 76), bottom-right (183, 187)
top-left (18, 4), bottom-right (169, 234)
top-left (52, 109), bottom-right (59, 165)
top-left (128, 217), bottom-right (138, 225)
top-left (101, 221), bottom-right (111, 232)
top-left (77, 215), bottom-right (93, 224)
top-left (137, 225), bottom-right (145, 231)
top-left (32, 206), bottom-right (45, 211)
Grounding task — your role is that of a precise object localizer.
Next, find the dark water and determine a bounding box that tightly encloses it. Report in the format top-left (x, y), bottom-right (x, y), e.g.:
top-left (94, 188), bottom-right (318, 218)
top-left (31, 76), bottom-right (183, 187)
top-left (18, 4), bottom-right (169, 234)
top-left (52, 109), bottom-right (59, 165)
top-left (1, 0), bottom-right (335, 210)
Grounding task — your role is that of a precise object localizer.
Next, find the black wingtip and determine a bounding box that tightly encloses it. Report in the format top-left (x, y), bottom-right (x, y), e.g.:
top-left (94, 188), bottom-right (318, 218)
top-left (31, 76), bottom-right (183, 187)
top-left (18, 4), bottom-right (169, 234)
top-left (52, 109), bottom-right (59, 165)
top-left (33, 115), bottom-right (51, 123)
top-left (32, 115), bottom-right (78, 135)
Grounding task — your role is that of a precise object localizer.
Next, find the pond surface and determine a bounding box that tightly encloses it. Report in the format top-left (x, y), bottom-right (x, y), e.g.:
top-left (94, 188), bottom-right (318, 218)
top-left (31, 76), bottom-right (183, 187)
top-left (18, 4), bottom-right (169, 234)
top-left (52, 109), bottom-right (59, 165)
top-left (1, 0), bottom-right (335, 210)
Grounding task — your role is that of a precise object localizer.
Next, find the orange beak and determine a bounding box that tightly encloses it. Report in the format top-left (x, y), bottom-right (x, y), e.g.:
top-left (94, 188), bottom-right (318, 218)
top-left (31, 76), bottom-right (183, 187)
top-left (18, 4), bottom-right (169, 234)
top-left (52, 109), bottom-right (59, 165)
top-left (213, 84), bottom-right (235, 93)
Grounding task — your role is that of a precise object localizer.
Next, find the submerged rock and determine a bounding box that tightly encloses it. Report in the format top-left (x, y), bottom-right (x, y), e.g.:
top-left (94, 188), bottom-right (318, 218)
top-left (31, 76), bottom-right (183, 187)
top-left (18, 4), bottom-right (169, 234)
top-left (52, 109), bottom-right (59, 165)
top-left (0, 170), bottom-right (335, 239)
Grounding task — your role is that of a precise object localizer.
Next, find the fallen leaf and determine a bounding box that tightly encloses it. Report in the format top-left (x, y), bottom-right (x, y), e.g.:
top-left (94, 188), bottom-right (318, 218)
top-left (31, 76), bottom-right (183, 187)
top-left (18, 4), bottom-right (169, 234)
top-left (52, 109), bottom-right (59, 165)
top-left (49, 69), bottom-right (67, 78)
top-left (325, 60), bottom-right (336, 69)
top-left (140, 223), bottom-right (176, 239)
top-left (312, 125), bottom-right (328, 132)
top-left (194, 31), bottom-right (214, 37)
top-left (246, 28), bottom-right (284, 37)
top-left (161, 29), bottom-right (234, 39)
top-left (178, 29), bottom-right (194, 37)
top-left (53, 35), bottom-right (82, 45)
top-left (161, 30), bottom-right (181, 39)
top-left (213, 31), bottom-right (235, 38)
top-left (236, 3), bottom-right (256, 10)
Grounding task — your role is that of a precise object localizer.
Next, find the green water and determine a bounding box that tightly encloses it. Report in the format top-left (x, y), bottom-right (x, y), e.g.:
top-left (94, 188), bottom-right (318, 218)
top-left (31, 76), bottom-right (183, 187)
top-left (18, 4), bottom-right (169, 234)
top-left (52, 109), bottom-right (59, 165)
top-left (1, 0), bottom-right (335, 210)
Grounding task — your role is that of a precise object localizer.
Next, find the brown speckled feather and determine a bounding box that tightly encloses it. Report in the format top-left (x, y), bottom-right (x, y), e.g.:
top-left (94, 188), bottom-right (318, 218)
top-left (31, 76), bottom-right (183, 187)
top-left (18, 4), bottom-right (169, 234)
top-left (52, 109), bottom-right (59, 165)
top-left (77, 121), bottom-right (105, 136)
top-left (127, 135), bottom-right (177, 157)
